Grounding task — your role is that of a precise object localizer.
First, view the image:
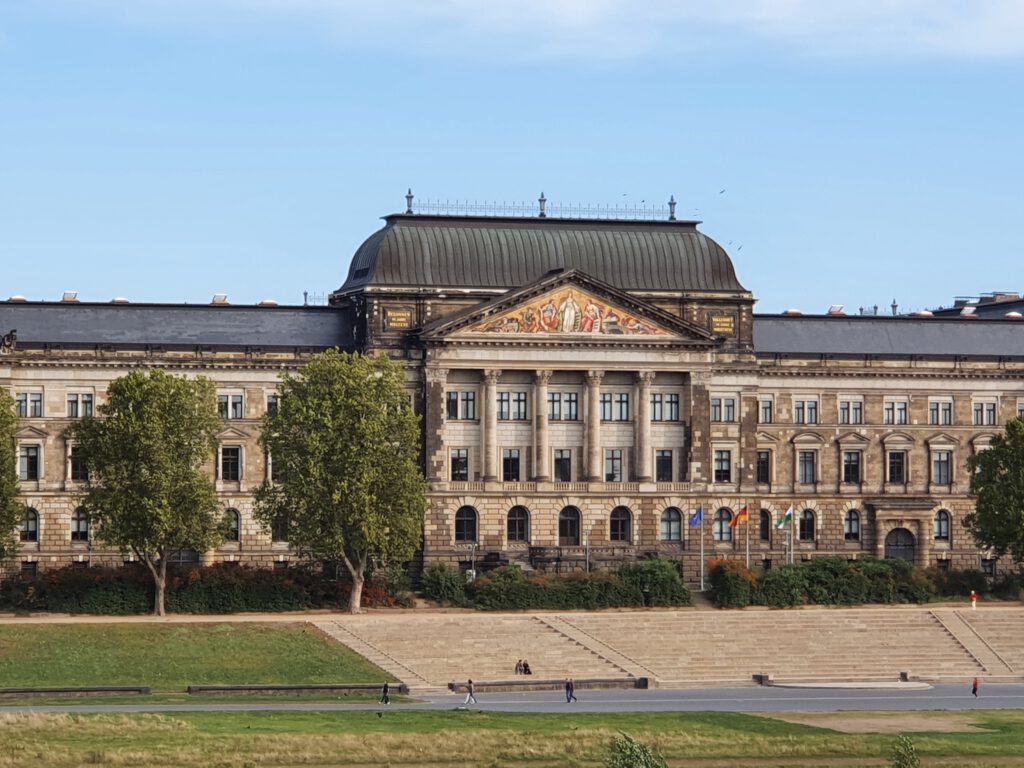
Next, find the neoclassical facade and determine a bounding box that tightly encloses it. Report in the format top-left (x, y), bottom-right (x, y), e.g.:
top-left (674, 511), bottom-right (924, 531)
top-left (3, 208), bottom-right (1023, 581)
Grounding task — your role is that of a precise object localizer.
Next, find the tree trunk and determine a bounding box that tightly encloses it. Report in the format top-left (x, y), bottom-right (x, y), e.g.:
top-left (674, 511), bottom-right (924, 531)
top-left (154, 560), bottom-right (167, 616)
top-left (348, 571), bottom-right (364, 613)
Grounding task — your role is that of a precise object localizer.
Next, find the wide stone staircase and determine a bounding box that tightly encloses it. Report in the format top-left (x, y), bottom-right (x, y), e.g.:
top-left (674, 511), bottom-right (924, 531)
top-left (314, 606), bottom-right (1024, 693)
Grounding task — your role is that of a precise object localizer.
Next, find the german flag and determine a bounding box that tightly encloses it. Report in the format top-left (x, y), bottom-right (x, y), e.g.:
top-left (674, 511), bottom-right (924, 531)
top-left (728, 506), bottom-right (749, 528)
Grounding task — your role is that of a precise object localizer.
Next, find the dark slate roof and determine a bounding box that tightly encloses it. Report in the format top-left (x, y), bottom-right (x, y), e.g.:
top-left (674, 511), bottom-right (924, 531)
top-left (0, 303), bottom-right (352, 349)
top-left (754, 315), bottom-right (1024, 357)
top-left (334, 214), bottom-right (748, 295)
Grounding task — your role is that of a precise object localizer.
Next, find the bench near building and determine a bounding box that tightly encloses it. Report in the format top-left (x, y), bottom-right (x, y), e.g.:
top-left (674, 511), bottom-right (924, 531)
top-left (2, 196), bottom-right (1023, 581)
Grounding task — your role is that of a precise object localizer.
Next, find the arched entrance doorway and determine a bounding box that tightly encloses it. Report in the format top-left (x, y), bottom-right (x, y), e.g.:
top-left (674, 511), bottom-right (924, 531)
top-left (884, 528), bottom-right (916, 562)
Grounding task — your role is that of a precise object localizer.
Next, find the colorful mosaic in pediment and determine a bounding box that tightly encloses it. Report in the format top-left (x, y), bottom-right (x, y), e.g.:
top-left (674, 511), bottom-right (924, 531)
top-left (467, 287), bottom-right (673, 337)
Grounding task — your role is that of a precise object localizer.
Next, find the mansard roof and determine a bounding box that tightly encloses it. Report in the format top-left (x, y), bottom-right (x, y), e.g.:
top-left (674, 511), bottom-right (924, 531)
top-left (334, 214), bottom-right (749, 297)
top-left (754, 315), bottom-right (1024, 358)
top-left (0, 302), bottom-right (352, 350)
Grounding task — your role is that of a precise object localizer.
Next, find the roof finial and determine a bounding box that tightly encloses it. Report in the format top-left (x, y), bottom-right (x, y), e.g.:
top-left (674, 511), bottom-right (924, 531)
top-left (668, 195), bottom-right (677, 221)
top-left (538, 192), bottom-right (547, 218)
top-left (405, 188), bottom-right (414, 215)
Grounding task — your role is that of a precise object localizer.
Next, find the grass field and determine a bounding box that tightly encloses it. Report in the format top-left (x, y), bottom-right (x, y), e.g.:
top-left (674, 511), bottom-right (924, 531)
top-left (3, 709), bottom-right (1024, 767)
top-left (0, 623), bottom-right (393, 690)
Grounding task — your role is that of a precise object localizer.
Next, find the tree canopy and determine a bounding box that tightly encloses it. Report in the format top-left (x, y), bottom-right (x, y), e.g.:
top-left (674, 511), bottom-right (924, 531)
top-left (966, 417), bottom-right (1024, 564)
top-left (254, 349), bottom-right (427, 612)
top-left (0, 389), bottom-right (20, 561)
top-left (68, 369), bottom-right (224, 614)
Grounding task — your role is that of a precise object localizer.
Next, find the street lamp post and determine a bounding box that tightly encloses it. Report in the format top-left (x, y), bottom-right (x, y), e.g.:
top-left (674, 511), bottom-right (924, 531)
top-left (583, 530), bottom-right (590, 573)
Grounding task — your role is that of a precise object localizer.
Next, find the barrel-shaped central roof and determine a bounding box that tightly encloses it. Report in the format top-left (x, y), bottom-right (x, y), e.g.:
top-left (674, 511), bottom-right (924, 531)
top-left (334, 214), bottom-right (748, 295)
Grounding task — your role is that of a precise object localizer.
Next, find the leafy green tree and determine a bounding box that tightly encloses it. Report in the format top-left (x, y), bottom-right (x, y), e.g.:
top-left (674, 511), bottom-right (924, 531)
top-left (254, 350), bottom-right (427, 613)
top-left (890, 734), bottom-right (921, 768)
top-left (68, 370), bottom-right (223, 615)
top-left (606, 733), bottom-right (668, 768)
top-left (0, 390), bottom-right (20, 561)
top-left (966, 418), bottom-right (1024, 563)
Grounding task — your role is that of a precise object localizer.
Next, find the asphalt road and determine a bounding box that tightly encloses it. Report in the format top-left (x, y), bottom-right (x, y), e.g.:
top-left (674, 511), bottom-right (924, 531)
top-left (2, 683), bottom-right (1022, 715)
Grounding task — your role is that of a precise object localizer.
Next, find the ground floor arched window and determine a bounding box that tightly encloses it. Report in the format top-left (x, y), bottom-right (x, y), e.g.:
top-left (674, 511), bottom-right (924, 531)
top-left (714, 508), bottom-right (733, 542)
top-left (559, 507), bottom-right (581, 546)
top-left (660, 507), bottom-right (682, 541)
top-left (455, 506), bottom-right (478, 543)
top-left (507, 506), bottom-right (530, 543)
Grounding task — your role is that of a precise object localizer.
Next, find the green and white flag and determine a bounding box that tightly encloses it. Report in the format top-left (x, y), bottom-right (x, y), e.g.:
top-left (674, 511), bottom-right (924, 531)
top-left (775, 505), bottom-right (794, 530)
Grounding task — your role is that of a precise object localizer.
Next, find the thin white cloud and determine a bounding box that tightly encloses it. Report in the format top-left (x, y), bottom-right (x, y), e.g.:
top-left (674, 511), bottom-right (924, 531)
top-left (49, 0), bottom-right (1024, 60)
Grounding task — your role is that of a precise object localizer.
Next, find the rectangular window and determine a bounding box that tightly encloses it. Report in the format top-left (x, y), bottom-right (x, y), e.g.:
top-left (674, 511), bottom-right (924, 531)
top-left (798, 451), bottom-right (816, 484)
top-left (973, 402), bottom-right (997, 426)
top-left (461, 392), bottom-right (477, 420)
top-left (1018, 401), bottom-right (1024, 420)
top-left (29, 393), bottom-right (42, 418)
top-left (756, 450), bottom-right (770, 484)
top-left (15, 394), bottom-right (27, 418)
top-left (446, 392), bottom-right (459, 420)
top-left (843, 451), bottom-right (861, 483)
top-left (21, 561), bottom-right (37, 577)
top-left (266, 395), bottom-right (279, 416)
top-left (655, 450), bottom-right (673, 482)
top-left (713, 449), bottom-right (732, 483)
top-left (70, 447), bottom-right (89, 482)
top-left (930, 401), bottom-right (953, 425)
top-left (759, 399), bottom-right (773, 424)
top-left (665, 393), bottom-right (680, 421)
top-left (604, 449), bottom-right (623, 482)
top-left (548, 392), bottom-right (562, 421)
top-left (511, 392), bottom-right (528, 420)
top-left (563, 393), bottom-right (578, 421)
top-left (221, 446), bottom-right (241, 481)
top-left (932, 450), bottom-right (951, 485)
top-left (600, 393), bottom-right (613, 421)
top-left (711, 397), bottom-right (736, 422)
top-left (888, 451), bottom-right (907, 484)
top-left (884, 400), bottom-right (908, 425)
top-left (650, 393), bottom-right (663, 422)
top-left (981, 558), bottom-right (996, 577)
top-left (651, 393), bottom-right (681, 421)
top-left (450, 449), bottom-right (469, 482)
top-left (502, 449), bottom-right (521, 482)
top-left (614, 393), bottom-right (630, 421)
top-left (497, 392), bottom-right (511, 420)
top-left (218, 394), bottom-right (244, 420)
top-left (553, 449), bottom-right (572, 482)
top-left (839, 400), bottom-right (863, 424)
top-left (794, 399), bottom-right (818, 424)
top-left (19, 446), bottom-right (40, 481)
top-left (68, 393), bottom-right (94, 418)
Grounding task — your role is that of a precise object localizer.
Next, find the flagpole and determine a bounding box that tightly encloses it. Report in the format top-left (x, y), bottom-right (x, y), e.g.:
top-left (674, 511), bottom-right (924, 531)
top-left (790, 508), bottom-right (795, 565)
top-left (745, 504), bottom-right (750, 569)
top-left (699, 512), bottom-right (705, 592)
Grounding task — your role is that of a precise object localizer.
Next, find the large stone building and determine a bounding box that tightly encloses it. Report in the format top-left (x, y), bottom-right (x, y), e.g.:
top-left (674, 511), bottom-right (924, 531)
top-left (3, 202), bottom-right (1023, 581)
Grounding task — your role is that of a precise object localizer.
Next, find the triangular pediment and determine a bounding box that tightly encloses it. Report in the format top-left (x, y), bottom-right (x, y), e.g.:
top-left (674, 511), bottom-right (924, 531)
top-left (216, 426), bottom-right (251, 441)
top-left (420, 269), bottom-right (716, 345)
top-left (837, 431), bottom-right (870, 446)
top-left (15, 425), bottom-right (49, 440)
top-left (926, 432), bottom-right (960, 447)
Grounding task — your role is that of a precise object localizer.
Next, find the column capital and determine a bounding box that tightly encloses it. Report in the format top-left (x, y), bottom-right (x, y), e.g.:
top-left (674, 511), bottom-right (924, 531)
top-left (535, 369), bottom-right (554, 386)
top-left (483, 369), bottom-right (503, 385)
top-left (636, 370), bottom-right (657, 386)
top-left (424, 367), bottom-right (449, 384)
top-left (585, 370), bottom-right (605, 385)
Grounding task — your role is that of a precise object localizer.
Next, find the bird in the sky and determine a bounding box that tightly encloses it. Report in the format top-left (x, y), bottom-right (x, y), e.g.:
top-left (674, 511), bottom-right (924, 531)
top-left (720, 189), bottom-right (726, 194)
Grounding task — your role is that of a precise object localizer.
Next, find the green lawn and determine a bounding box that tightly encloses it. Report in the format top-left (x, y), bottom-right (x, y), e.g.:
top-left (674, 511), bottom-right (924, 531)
top-left (2, 710), bottom-right (1024, 767)
top-left (0, 623), bottom-right (393, 690)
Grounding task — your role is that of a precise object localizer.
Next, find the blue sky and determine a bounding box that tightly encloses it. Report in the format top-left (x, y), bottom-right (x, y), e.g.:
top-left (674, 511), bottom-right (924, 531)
top-left (1, 1), bottom-right (1022, 313)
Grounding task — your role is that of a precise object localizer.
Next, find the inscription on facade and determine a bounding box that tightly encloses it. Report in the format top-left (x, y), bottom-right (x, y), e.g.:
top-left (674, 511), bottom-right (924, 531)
top-left (711, 315), bottom-right (735, 335)
top-left (385, 309), bottom-right (413, 330)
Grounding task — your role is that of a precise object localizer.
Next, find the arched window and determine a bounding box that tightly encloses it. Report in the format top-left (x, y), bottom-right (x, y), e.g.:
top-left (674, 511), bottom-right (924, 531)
top-left (610, 506), bottom-right (632, 543)
top-left (844, 509), bottom-right (860, 541)
top-left (20, 507), bottom-right (38, 543)
top-left (225, 508), bottom-right (240, 542)
top-left (507, 506), bottom-right (530, 543)
top-left (934, 509), bottom-right (951, 541)
top-left (455, 506), bottom-right (478, 543)
top-left (759, 510), bottom-right (771, 542)
top-left (71, 508), bottom-right (90, 542)
top-left (799, 509), bottom-right (815, 541)
top-left (660, 507), bottom-right (682, 542)
top-left (559, 506), bottom-right (581, 546)
top-left (714, 508), bottom-right (733, 542)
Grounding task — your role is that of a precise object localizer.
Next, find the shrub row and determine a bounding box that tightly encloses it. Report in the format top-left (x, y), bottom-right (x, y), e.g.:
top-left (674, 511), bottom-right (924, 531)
top-left (708, 556), bottom-right (946, 609)
top-left (0, 563), bottom-right (400, 614)
top-left (422, 558), bottom-right (692, 610)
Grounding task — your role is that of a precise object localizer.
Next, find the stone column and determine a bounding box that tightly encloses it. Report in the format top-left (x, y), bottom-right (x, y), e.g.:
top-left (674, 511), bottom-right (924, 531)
top-left (635, 371), bottom-right (655, 481)
top-left (483, 369), bottom-right (501, 481)
top-left (917, 518), bottom-right (932, 568)
top-left (424, 367), bottom-right (449, 483)
top-left (533, 369), bottom-right (553, 481)
top-left (584, 370), bottom-right (604, 482)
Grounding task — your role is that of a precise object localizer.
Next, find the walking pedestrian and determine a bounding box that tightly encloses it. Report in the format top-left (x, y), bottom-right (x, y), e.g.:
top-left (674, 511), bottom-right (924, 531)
top-left (464, 679), bottom-right (477, 705)
top-left (379, 681), bottom-right (390, 705)
top-left (971, 589), bottom-right (978, 610)
top-left (972, 677), bottom-right (980, 698)
top-left (515, 659), bottom-right (524, 675)
top-left (564, 677), bottom-right (577, 703)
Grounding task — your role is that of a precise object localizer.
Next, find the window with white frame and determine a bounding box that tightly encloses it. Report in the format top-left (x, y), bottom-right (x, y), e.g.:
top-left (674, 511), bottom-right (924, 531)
top-left (711, 396), bottom-right (736, 422)
top-left (839, 399), bottom-right (863, 425)
top-left (446, 390), bottom-right (477, 420)
top-left (218, 393), bottom-right (244, 420)
top-left (973, 400), bottom-right (998, 426)
top-left (19, 445), bottom-right (40, 481)
top-left (759, 398), bottom-right (773, 424)
top-left (884, 399), bottom-right (908, 425)
top-left (220, 446), bottom-right (242, 481)
top-left (932, 450), bottom-right (952, 485)
top-left (793, 398), bottom-right (818, 424)
top-left (604, 449), bottom-right (623, 482)
top-left (450, 449), bottom-right (469, 482)
top-left (67, 393), bottom-right (94, 418)
top-left (929, 399), bottom-right (953, 426)
top-left (798, 451), bottom-right (816, 484)
top-left (713, 449), bottom-right (732, 483)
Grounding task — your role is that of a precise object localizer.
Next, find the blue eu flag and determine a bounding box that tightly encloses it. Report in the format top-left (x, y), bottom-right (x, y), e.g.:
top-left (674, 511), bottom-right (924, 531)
top-left (689, 505), bottom-right (704, 528)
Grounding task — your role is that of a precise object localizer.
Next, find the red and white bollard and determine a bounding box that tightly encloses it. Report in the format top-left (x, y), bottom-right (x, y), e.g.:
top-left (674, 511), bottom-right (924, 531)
top-left (970, 589), bottom-right (978, 610)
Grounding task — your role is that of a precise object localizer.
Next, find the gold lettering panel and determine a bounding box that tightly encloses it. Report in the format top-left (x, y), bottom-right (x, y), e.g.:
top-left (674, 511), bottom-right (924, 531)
top-left (711, 315), bottom-right (735, 335)
top-left (385, 309), bottom-right (413, 330)
top-left (470, 287), bottom-right (671, 336)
